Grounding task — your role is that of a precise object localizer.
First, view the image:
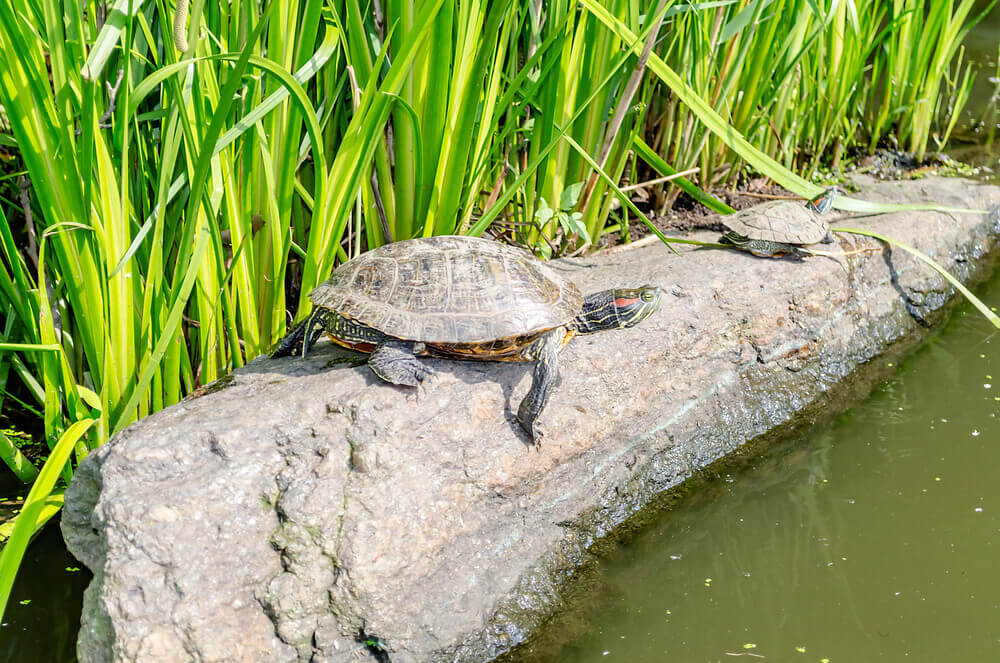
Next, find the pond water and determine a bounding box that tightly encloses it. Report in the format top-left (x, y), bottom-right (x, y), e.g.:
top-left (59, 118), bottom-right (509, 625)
top-left (505, 247), bottom-right (1000, 663)
top-left (0, 519), bottom-right (88, 663)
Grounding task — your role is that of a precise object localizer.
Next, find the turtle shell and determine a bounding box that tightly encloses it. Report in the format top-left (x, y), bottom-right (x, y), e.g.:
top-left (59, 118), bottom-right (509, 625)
top-left (310, 235), bottom-right (583, 345)
top-left (721, 199), bottom-right (830, 245)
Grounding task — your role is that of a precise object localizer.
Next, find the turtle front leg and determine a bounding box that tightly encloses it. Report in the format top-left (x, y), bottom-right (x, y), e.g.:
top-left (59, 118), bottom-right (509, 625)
top-left (368, 340), bottom-right (436, 387)
top-left (516, 328), bottom-right (565, 445)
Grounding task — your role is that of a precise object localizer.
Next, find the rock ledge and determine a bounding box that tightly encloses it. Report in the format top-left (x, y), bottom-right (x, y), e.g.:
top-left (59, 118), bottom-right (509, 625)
top-left (63, 177), bottom-right (1000, 662)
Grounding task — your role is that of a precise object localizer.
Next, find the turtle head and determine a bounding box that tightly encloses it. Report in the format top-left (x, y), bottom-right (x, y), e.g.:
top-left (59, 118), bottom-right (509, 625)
top-left (572, 285), bottom-right (662, 334)
top-left (806, 186), bottom-right (840, 214)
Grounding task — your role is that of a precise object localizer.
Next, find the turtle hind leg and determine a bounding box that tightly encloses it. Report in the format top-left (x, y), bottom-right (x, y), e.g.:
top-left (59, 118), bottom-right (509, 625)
top-left (368, 340), bottom-right (436, 387)
top-left (516, 328), bottom-right (564, 446)
top-left (272, 311), bottom-right (326, 358)
top-left (272, 322), bottom-right (305, 358)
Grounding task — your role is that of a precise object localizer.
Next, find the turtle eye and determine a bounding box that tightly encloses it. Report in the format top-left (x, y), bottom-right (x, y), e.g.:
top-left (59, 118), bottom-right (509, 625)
top-left (640, 290), bottom-right (655, 302)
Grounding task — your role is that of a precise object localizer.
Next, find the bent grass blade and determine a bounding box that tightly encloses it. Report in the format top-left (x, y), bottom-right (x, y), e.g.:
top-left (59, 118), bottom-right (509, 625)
top-left (834, 226), bottom-right (1000, 329)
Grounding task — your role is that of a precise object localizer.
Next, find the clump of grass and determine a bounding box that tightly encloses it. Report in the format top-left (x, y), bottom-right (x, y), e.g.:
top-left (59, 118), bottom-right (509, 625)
top-left (867, 0), bottom-right (996, 159)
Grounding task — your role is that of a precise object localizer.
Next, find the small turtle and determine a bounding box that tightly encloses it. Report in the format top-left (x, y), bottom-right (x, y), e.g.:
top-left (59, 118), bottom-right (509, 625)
top-left (273, 235), bottom-right (662, 444)
top-left (719, 187), bottom-right (840, 257)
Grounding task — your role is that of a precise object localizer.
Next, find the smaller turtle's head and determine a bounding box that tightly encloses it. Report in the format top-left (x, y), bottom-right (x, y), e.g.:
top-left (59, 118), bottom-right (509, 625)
top-left (574, 285), bottom-right (662, 334)
top-left (806, 186), bottom-right (840, 214)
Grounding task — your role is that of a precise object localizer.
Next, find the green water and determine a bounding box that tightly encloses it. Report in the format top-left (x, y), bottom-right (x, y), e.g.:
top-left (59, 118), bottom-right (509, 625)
top-left (508, 260), bottom-right (1000, 662)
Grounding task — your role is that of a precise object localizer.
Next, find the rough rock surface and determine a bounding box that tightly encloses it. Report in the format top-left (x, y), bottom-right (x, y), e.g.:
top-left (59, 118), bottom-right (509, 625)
top-left (63, 177), bottom-right (1000, 662)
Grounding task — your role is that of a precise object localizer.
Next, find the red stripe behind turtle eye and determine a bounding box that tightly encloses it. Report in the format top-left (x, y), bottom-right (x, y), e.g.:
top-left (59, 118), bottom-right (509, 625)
top-left (614, 297), bottom-right (639, 308)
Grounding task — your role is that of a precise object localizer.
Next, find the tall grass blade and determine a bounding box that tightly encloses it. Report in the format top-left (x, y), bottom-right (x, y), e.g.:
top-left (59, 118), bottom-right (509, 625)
top-left (0, 432), bottom-right (39, 483)
top-left (81, 0), bottom-right (146, 80)
top-left (112, 229), bottom-right (211, 435)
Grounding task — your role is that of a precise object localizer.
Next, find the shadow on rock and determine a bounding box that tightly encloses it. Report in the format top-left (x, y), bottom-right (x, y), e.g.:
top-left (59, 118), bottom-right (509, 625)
top-left (881, 244), bottom-right (932, 328)
top-left (234, 339), bottom-right (538, 443)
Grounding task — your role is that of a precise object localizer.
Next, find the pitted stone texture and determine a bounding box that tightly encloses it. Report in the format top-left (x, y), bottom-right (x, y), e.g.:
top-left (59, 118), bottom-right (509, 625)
top-left (63, 177), bottom-right (1000, 662)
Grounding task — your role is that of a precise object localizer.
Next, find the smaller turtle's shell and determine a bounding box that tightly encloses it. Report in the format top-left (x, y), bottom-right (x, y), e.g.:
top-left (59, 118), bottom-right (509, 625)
top-left (721, 200), bottom-right (830, 245)
top-left (310, 235), bottom-right (583, 345)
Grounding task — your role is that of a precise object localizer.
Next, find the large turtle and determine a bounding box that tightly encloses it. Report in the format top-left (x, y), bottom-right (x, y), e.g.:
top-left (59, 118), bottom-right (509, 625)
top-left (273, 235), bottom-right (662, 443)
top-left (719, 186), bottom-right (840, 257)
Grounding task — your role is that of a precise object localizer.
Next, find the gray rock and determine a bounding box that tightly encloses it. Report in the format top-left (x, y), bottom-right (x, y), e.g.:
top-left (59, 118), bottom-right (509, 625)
top-left (63, 177), bottom-right (1000, 662)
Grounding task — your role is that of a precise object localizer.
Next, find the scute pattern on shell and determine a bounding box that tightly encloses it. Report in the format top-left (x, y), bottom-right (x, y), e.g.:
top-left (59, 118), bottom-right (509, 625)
top-left (722, 199), bottom-right (830, 245)
top-left (310, 235), bottom-right (583, 344)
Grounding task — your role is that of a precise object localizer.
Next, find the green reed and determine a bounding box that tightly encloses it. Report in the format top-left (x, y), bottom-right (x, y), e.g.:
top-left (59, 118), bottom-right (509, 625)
top-left (641, 0), bottom-right (990, 204)
top-left (868, 0), bottom-right (994, 159)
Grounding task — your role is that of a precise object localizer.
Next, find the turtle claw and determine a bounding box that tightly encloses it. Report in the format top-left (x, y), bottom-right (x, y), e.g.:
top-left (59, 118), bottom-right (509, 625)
top-left (530, 426), bottom-right (544, 449)
top-left (516, 406), bottom-right (546, 449)
top-left (413, 369), bottom-right (440, 401)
